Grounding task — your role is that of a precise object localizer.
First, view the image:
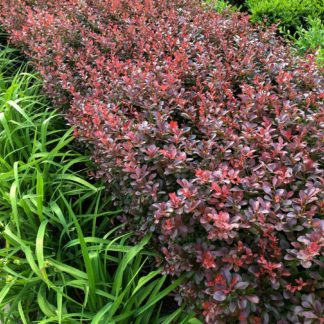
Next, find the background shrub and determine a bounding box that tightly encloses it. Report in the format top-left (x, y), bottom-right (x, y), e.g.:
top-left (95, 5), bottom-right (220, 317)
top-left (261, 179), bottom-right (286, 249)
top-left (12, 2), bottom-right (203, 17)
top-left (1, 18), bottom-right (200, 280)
top-left (220, 0), bottom-right (324, 63)
top-left (0, 1), bottom-right (323, 322)
top-left (205, 0), bottom-right (239, 13)
top-left (291, 17), bottom-right (324, 66)
top-left (245, 0), bottom-right (323, 34)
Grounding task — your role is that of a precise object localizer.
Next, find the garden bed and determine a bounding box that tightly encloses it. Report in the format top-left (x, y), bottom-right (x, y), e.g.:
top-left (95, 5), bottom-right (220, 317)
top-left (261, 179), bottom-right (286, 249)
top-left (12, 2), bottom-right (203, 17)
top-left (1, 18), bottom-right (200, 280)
top-left (0, 0), bottom-right (323, 323)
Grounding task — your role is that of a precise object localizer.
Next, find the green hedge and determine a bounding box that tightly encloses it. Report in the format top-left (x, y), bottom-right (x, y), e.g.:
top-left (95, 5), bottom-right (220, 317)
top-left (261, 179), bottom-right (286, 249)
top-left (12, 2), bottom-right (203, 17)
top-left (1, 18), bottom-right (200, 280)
top-left (246, 0), bottom-right (323, 33)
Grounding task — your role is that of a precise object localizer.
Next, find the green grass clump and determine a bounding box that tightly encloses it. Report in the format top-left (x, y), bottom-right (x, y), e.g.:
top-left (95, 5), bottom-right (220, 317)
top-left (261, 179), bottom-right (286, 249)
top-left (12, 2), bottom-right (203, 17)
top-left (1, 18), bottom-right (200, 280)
top-left (0, 46), bottom-right (198, 323)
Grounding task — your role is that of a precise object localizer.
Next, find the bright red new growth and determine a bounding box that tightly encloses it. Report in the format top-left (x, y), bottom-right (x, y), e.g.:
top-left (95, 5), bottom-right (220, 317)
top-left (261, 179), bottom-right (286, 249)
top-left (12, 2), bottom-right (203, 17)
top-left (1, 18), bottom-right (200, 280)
top-left (1, 0), bottom-right (323, 322)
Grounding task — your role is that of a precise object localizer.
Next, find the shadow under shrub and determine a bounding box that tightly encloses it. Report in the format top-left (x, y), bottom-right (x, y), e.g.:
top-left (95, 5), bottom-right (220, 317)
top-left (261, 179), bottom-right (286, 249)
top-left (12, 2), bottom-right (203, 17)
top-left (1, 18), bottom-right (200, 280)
top-left (0, 0), bottom-right (323, 322)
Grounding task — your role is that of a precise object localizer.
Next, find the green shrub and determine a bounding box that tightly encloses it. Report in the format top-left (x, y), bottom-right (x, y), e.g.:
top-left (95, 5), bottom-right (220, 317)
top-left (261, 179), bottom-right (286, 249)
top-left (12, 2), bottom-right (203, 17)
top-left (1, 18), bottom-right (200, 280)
top-left (221, 0), bottom-right (324, 65)
top-left (246, 0), bottom-right (323, 34)
top-left (205, 0), bottom-right (239, 13)
top-left (0, 47), bottom-right (197, 323)
top-left (292, 17), bottom-right (324, 64)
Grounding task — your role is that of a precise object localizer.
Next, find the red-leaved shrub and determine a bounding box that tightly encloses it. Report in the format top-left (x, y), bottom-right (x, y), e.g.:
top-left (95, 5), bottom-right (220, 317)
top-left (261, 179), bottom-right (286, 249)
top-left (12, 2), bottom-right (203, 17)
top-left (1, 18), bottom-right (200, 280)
top-left (1, 0), bottom-right (323, 322)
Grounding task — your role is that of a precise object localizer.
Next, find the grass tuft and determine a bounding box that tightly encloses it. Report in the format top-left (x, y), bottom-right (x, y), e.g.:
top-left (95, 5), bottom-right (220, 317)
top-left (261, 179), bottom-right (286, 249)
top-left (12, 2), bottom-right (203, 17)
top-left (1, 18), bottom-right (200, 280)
top-left (0, 46), bottom-right (197, 323)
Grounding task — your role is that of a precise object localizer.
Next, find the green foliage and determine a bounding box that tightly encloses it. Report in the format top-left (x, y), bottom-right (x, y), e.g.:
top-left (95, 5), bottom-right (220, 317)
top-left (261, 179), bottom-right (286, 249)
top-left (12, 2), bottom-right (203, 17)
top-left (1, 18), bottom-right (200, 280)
top-left (292, 17), bottom-right (324, 64)
top-left (246, 0), bottom-right (323, 33)
top-left (0, 46), bottom-right (199, 323)
top-left (221, 0), bottom-right (324, 65)
top-left (205, 0), bottom-right (239, 13)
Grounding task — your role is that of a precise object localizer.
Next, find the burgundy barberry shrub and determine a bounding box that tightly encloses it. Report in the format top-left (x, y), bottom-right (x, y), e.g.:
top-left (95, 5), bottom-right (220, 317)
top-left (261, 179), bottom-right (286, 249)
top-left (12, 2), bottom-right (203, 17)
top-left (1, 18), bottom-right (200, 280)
top-left (1, 0), bottom-right (323, 322)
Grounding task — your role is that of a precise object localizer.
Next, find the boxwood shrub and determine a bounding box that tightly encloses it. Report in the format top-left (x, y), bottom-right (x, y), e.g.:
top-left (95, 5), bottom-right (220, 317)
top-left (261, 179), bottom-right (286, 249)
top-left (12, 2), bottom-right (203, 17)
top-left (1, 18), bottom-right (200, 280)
top-left (236, 0), bottom-right (323, 34)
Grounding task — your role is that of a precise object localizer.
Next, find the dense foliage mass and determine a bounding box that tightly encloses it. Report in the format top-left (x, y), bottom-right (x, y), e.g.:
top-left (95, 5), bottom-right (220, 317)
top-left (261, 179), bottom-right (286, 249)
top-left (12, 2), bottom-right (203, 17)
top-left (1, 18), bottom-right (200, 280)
top-left (211, 0), bottom-right (324, 63)
top-left (246, 0), bottom-right (323, 31)
top-left (292, 17), bottom-right (324, 65)
top-left (1, 0), bottom-right (323, 322)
